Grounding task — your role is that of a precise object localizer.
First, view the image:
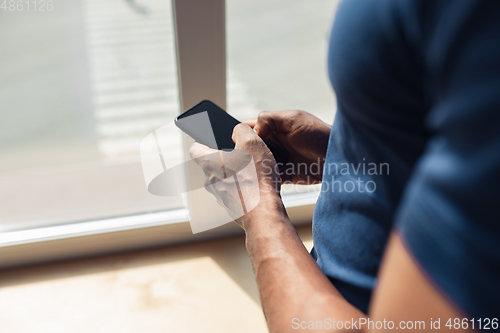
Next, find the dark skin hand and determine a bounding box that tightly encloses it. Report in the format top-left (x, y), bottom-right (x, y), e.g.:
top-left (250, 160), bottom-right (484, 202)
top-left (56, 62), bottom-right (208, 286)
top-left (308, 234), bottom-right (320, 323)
top-left (191, 111), bottom-right (470, 332)
top-left (244, 110), bottom-right (331, 184)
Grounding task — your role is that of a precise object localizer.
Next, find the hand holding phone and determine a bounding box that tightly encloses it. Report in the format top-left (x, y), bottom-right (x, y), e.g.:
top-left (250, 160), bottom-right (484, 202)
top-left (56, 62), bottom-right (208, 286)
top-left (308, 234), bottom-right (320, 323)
top-left (244, 110), bottom-right (331, 184)
top-left (175, 100), bottom-right (289, 165)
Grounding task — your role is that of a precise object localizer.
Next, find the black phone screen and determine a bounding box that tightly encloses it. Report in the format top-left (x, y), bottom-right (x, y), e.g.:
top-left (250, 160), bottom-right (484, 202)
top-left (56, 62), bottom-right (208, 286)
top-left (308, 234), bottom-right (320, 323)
top-left (175, 100), bottom-right (239, 151)
top-left (175, 100), bottom-right (289, 165)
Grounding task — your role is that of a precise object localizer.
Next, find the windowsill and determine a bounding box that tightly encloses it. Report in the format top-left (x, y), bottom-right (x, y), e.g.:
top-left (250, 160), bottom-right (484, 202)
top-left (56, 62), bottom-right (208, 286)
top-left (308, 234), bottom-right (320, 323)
top-left (0, 224), bottom-right (314, 332)
top-left (0, 190), bottom-right (317, 270)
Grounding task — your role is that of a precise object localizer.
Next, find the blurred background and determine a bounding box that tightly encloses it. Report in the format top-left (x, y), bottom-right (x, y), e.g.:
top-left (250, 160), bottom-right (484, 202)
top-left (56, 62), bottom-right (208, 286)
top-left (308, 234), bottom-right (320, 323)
top-left (0, 0), bottom-right (338, 331)
top-left (0, 0), bottom-right (337, 232)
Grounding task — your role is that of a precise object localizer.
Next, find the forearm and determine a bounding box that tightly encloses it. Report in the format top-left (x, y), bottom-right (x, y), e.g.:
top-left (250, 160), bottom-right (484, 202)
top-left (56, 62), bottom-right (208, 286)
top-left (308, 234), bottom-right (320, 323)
top-left (244, 193), bottom-right (365, 332)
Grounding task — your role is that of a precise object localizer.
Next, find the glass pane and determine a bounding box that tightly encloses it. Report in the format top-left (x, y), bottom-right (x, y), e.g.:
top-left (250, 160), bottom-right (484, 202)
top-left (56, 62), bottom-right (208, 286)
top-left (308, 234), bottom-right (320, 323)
top-left (227, 0), bottom-right (339, 194)
top-left (0, 0), bottom-right (183, 232)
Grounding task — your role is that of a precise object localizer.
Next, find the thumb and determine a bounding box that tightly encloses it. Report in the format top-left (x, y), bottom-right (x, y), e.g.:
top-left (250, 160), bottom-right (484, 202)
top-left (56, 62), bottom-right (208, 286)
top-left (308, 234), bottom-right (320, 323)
top-left (232, 123), bottom-right (260, 147)
top-left (189, 142), bottom-right (218, 161)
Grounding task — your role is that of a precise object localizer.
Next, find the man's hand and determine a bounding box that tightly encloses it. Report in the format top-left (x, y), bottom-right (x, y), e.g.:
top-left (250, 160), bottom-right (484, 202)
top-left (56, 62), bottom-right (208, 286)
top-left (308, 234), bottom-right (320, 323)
top-left (189, 123), bottom-right (286, 230)
top-left (190, 120), bottom-right (365, 333)
top-left (245, 110), bottom-right (331, 184)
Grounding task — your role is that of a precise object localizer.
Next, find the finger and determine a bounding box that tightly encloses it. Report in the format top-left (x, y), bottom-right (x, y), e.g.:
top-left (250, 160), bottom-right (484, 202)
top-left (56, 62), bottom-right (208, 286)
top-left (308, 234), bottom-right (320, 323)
top-left (191, 143), bottom-right (226, 185)
top-left (242, 118), bottom-right (257, 128)
top-left (221, 149), bottom-right (253, 176)
top-left (189, 142), bottom-right (218, 161)
top-left (203, 178), bottom-right (215, 194)
top-left (231, 123), bottom-right (261, 147)
top-left (254, 110), bottom-right (294, 138)
top-left (264, 131), bottom-right (281, 147)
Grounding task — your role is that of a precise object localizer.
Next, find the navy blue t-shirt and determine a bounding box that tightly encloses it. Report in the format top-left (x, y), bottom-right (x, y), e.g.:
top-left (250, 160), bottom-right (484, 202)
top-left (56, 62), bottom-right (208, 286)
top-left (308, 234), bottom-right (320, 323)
top-left (312, 0), bottom-right (500, 317)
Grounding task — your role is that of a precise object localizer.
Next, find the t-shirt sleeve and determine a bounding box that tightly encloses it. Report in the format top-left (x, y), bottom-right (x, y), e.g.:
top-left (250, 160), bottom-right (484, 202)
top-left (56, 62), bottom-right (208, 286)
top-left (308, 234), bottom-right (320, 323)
top-left (396, 0), bottom-right (500, 319)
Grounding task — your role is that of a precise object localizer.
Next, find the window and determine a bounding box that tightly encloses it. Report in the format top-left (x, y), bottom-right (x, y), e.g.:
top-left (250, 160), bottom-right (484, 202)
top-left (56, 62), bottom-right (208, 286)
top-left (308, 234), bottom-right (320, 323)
top-left (227, 0), bottom-right (337, 123)
top-left (227, 0), bottom-right (339, 196)
top-left (0, 0), bottom-right (339, 267)
top-left (0, 0), bottom-right (183, 233)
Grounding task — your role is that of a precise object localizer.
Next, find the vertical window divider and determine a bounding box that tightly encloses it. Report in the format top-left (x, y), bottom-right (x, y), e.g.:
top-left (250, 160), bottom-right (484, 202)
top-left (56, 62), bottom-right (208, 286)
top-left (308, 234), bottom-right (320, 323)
top-left (171, 0), bottom-right (227, 226)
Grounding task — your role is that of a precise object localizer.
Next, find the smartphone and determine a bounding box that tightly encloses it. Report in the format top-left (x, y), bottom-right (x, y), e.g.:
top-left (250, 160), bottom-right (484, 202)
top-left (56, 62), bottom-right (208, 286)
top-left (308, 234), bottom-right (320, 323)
top-left (175, 100), bottom-right (289, 165)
